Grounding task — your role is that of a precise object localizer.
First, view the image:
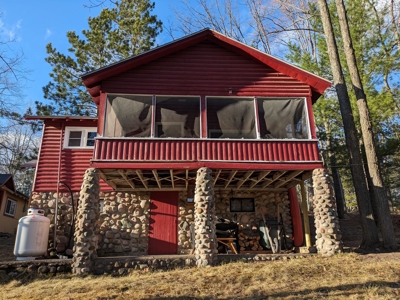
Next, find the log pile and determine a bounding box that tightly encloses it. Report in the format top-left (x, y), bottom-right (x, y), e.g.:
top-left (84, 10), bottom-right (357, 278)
top-left (238, 229), bottom-right (263, 251)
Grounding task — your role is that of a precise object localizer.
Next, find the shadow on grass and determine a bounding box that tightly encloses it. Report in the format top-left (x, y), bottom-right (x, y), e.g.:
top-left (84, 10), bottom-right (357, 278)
top-left (119, 281), bottom-right (399, 300)
top-left (1, 275), bottom-right (400, 300)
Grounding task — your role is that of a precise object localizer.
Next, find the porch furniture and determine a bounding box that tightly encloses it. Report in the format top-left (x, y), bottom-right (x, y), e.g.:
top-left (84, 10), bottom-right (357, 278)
top-left (217, 237), bottom-right (238, 254)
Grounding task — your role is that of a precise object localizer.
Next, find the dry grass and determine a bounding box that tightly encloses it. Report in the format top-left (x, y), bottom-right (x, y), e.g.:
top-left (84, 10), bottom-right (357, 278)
top-left (1, 253), bottom-right (400, 300)
top-left (0, 237), bottom-right (14, 261)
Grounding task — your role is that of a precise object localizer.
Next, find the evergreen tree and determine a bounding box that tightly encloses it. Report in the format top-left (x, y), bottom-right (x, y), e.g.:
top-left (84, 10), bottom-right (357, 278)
top-left (36, 0), bottom-right (162, 116)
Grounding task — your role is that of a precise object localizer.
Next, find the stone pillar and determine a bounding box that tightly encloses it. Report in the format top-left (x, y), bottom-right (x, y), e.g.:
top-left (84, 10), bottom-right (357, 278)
top-left (72, 168), bottom-right (100, 274)
top-left (312, 168), bottom-right (343, 256)
top-left (194, 167), bottom-right (218, 267)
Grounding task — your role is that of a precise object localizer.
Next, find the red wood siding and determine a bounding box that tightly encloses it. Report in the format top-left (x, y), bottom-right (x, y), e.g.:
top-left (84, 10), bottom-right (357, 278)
top-left (148, 191), bottom-right (178, 255)
top-left (93, 138), bottom-right (320, 164)
top-left (101, 41), bottom-right (311, 98)
top-left (34, 120), bottom-right (112, 192)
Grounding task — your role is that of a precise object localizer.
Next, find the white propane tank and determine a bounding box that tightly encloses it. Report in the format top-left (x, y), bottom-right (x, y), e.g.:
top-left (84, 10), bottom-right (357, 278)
top-left (14, 208), bottom-right (50, 260)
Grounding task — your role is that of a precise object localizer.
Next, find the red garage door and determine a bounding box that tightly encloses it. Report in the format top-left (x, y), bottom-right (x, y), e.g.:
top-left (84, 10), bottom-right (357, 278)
top-left (148, 191), bottom-right (178, 255)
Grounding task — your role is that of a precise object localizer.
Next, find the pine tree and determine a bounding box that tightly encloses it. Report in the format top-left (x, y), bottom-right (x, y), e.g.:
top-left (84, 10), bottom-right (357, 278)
top-left (36, 0), bottom-right (162, 116)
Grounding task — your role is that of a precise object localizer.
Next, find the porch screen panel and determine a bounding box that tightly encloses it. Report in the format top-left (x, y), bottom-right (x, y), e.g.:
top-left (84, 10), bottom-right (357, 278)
top-left (105, 95), bottom-right (152, 137)
top-left (207, 97), bottom-right (256, 139)
top-left (155, 96), bottom-right (200, 138)
top-left (258, 98), bottom-right (309, 139)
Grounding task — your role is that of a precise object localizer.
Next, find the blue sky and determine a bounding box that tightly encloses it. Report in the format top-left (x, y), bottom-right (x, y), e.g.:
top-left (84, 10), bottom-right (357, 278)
top-left (0, 0), bottom-right (185, 114)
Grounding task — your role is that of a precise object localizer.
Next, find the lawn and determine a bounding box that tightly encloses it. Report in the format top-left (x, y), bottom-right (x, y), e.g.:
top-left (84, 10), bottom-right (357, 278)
top-left (1, 252), bottom-right (399, 300)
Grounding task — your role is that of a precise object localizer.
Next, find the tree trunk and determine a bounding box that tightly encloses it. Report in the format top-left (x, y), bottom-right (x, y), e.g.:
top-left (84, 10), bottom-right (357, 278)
top-left (330, 155), bottom-right (346, 219)
top-left (317, 0), bottom-right (379, 249)
top-left (324, 120), bottom-right (346, 219)
top-left (335, 0), bottom-right (397, 250)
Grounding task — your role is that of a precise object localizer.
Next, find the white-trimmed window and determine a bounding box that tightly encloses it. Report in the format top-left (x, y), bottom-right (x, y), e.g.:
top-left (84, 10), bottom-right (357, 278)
top-left (64, 127), bottom-right (97, 148)
top-left (4, 198), bottom-right (17, 217)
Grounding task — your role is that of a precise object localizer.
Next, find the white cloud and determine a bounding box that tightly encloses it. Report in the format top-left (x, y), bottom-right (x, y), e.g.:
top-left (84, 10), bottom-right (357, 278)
top-left (0, 19), bottom-right (22, 42)
top-left (44, 29), bottom-right (52, 39)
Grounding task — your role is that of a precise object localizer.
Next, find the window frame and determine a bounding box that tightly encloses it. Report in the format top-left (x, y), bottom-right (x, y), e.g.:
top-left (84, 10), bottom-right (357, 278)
top-left (256, 97), bottom-right (311, 140)
top-left (230, 198), bottom-right (255, 212)
top-left (104, 94), bottom-right (202, 139)
top-left (102, 94), bottom-right (312, 140)
top-left (206, 96), bottom-right (257, 139)
top-left (63, 126), bottom-right (97, 149)
top-left (4, 198), bottom-right (17, 217)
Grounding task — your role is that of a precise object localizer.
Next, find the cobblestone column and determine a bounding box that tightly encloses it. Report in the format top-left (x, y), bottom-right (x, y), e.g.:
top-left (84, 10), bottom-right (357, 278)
top-left (312, 168), bottom-right (343, 256)
top-left (72, 168), bottom-right (100, 274)
top-left (194, 167), bottom-right (218, 267)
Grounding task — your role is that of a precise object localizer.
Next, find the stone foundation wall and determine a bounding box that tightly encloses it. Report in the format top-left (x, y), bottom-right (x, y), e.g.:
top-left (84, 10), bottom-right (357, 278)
top-left (30, 192), bottom-right (78, 255)
top-left (0, 253), bottom-right (314, 279)
top-left (97, 191), bottom-right (150, 256)
top-left (178, 191), bottom-right (195, 254)
top-left (214, 190), bottom-right (294, 249)
top-left (30, 191), bottom-right (151, 257)
top-left (31, 188), bottom-right (296, 257)
top-left (0, 259), bottom-right (71, 278)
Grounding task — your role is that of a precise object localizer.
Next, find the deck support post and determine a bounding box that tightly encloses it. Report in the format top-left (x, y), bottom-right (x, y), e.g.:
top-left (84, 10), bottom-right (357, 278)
top-left (194, 167), bottom-right (218, 267)
top-left (312, 168), bottom-right (343, 256)
top-left (72, 168), bottom-right (100, 274)
top-left (300, 181), bottom-right (312, 247)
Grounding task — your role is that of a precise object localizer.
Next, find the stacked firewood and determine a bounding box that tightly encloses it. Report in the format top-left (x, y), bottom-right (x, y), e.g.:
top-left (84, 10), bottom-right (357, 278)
top-left (238, 230), bottom-right (263, 251)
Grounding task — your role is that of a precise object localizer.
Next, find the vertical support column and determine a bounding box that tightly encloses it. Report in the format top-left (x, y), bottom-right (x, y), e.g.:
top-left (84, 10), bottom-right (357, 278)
top-left (194, 167), bottom-right (218, 267)
top-left (72, 168), bottom-right (100, 274)
top-left (312, 168), bottom-right (343, 256)
top-left (300, 181), bottom-right (312, 247)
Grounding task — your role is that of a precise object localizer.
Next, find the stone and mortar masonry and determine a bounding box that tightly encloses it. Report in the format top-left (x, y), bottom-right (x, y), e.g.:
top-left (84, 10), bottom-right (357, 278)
top-left (194, 167), bottom-right (218, 267)
top-left (0, 259), bottom-right (71, 278)
top-left (97, 191), bottom-right (150, 256)
top-left (72, 168), bottom-right (100, 274)
top-left (178, 190), bottom-right (195, 254)
top-left (30, 191), bottom-right (79, 256)
top-left (0, 254), bottom-right (314, 278)
top-left (312, 168), bottom-right (343, 256)
top-left (30, 189), bottom-right (193, 257)
top-left (30, 188), bottom-right (294, 257)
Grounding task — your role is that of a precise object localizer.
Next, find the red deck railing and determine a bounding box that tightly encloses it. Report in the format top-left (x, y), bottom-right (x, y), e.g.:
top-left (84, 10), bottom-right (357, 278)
top-left (93, 138), bottom-right (320, 163)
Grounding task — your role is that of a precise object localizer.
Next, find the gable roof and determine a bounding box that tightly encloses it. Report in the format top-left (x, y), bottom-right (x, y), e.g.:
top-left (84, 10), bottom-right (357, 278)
top-left (0, 174), bottom-right (29, 200)
top-left (81, 29), bottom-right (331, 104)
top-left (0, 174), bottom-right (13, 188)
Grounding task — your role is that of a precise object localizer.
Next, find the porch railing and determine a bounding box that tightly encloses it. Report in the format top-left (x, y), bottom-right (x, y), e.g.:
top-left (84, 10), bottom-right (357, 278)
top-left (93, 138), bottom-right (320, 163)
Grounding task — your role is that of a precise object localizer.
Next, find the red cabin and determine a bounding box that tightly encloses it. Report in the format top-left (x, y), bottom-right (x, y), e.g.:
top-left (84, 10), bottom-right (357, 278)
top-left (27, 29), bottom-right (330, 261)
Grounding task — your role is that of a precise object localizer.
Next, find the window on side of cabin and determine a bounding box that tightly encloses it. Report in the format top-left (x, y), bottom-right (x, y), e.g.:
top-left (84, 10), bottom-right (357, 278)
top-left (155, 96), bottom-right (200, 138)
top-left (207, 97), bottom-right (256, 139)
top-left (64, 127), bottom-right (97, 148)
top-left (105, 95), bottom-right (152, 137)
top-left (257, 98), bottom-right (309, 139)
top-left (4, 198), bottom-right (17, 217)
top-left (230, 198), bottom-right (255, 212)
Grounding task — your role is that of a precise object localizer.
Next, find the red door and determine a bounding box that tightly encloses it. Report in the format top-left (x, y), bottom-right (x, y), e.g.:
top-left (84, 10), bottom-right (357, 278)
top-left (148, 191), bottom-right (179, 255)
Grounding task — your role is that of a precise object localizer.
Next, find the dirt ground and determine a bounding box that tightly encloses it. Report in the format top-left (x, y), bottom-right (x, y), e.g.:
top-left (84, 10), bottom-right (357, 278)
top-left (1, 212), bottom-right (399, 262)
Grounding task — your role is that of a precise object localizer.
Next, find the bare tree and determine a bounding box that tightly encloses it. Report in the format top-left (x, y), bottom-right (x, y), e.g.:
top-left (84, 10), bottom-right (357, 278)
top-left (171, 0), bottom-right (323, 59)
top-left (171, 0), bottom-right (250, 44)
top-left (0, 120), bottom-right (39, 195)
top-left (0, 35), bottom-right (28, 117)
top-left (317, 0), bottom-right (380, 249)
top-left (335, 0), bottom-right (397, 250)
